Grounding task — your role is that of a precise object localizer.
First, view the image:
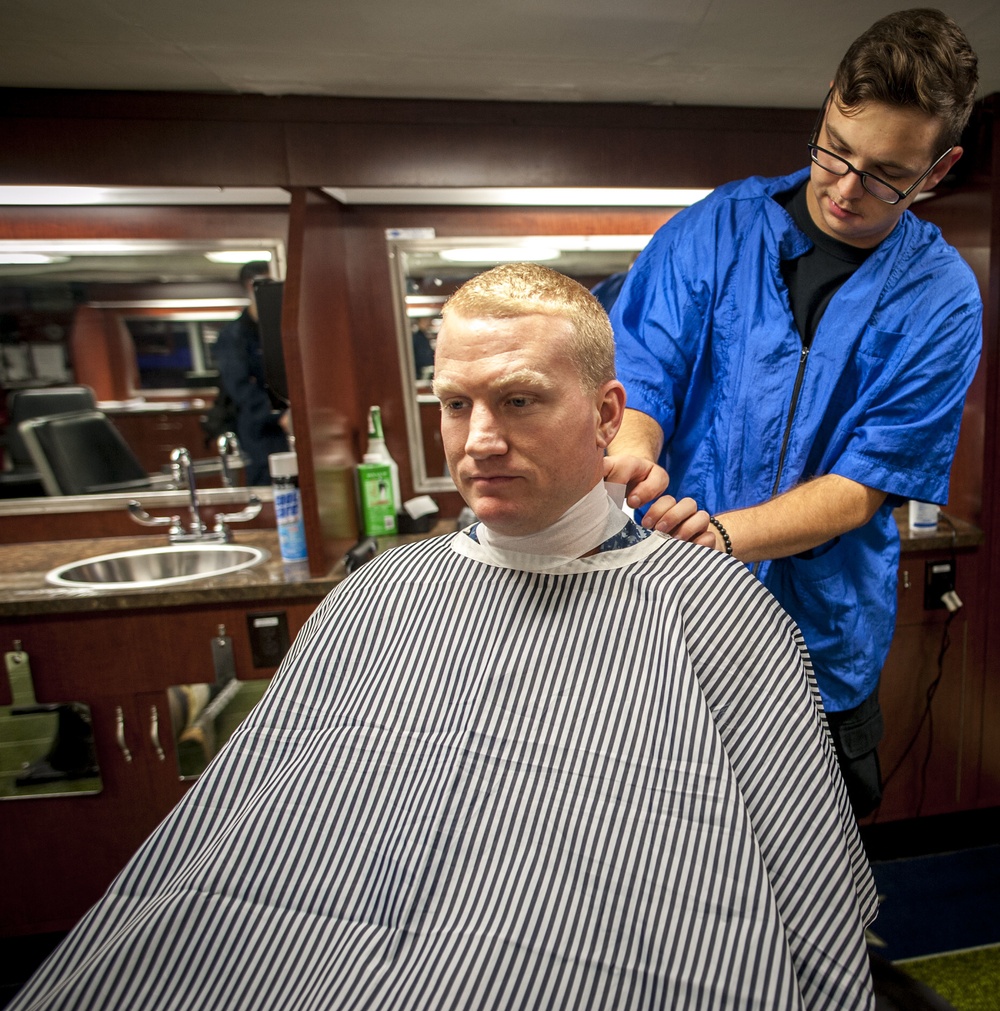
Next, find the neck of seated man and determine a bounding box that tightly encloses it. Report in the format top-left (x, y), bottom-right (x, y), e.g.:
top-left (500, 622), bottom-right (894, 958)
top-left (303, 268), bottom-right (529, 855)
top-left (474, 480), bottom-right (629, 560)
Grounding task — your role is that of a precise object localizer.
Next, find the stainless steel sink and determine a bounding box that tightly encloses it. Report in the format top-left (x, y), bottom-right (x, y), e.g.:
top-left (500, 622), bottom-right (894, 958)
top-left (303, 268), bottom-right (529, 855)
top-left (46, 544), bottom-right (269, 590)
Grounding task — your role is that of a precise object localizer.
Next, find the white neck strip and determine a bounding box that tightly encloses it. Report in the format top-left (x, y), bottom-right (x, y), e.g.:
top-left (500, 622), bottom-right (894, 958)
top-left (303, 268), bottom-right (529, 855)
top-left (476, 481), bottom-right (629, 561)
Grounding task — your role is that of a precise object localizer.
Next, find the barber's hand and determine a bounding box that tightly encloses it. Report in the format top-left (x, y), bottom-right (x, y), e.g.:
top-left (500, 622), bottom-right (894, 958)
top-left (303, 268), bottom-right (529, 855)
top-left (603, 454), bottom-right (669, 509)
top-left (603, 455), bottom-right (715, 547)
top-left (642, 495), bottom-right (715, 547)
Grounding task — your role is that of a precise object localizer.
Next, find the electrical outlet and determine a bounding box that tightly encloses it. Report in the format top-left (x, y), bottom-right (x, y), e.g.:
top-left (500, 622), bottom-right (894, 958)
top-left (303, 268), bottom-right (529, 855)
top-left (923, 559), bottom-right (956, 610)
top-left (247, 610), bottom-right (291, 668)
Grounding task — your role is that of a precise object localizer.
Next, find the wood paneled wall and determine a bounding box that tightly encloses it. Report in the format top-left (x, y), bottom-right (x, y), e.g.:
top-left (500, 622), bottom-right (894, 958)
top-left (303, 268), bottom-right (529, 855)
top-left (973, 99), bottom-right (1000, 808)
top-left (282, 190), bottom-right (364, 573)
top-left (0, 89), bottom-right (816, 189)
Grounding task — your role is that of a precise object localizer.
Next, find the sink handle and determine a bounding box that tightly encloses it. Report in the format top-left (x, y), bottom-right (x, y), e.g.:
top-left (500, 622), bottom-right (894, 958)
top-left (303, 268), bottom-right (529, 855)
top-left (214, 495), bottom-right (263, 535)
top-left (128, 500), bottom-right (181, 532)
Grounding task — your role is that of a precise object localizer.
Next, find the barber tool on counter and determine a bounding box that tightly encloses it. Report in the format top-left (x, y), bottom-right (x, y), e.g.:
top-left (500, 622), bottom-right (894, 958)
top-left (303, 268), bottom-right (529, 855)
top-left (356, 404), bottom-right (439, 536)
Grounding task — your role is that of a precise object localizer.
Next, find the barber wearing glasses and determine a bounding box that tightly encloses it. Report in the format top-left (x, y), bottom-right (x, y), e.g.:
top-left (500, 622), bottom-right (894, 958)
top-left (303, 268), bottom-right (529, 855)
top-left (605, 9), bottom-right (981, 816)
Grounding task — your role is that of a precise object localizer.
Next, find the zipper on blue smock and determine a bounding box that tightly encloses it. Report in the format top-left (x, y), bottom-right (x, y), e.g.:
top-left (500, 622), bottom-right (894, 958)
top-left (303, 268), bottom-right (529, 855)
top-left (770, 343), bottom-right (810, 499)
top-left (751, 342), bottom-right (810, 578)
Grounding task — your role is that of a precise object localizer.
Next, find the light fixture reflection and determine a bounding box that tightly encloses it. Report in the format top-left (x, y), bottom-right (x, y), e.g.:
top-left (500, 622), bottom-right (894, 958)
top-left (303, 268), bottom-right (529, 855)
top-left (0, 253), bottom-right (71, 265)
top-left (204, 250), bottom-right (274, 264)
top-left (438, 246), bottom-right (561, 264)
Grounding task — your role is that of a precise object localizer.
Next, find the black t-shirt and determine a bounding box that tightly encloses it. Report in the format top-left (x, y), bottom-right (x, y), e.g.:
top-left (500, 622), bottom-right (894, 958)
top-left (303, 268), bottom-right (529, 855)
top-left (777, 182), bottom-right (873, 346)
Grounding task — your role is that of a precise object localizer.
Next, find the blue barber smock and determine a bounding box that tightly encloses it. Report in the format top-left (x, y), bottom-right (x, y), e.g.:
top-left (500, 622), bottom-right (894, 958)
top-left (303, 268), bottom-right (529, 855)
top-left (612, 168), bottom-right (982, 711)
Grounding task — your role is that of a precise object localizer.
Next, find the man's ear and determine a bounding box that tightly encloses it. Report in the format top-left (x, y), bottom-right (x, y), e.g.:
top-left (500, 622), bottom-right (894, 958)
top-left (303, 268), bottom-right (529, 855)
top-left (596, 381), bottom-right (626, 450)
top-left (921, 146), bottom-right (963, 194)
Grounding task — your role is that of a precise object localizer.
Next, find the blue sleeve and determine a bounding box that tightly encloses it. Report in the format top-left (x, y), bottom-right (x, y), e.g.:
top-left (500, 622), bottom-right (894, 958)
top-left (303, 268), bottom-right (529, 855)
top-left (828, 247), bottom-right (982, 506)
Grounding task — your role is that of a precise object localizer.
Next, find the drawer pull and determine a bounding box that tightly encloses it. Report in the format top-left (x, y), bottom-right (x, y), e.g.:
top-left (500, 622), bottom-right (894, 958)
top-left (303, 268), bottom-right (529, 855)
top-left (115, 706), bottom-right (133, 763)
top-left (150, 705), bottom-right (166, 761)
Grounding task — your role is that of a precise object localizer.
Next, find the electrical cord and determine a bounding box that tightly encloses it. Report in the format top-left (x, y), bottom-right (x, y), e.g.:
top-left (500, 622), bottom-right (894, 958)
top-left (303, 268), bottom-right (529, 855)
top-left (880, 513), bottom-right (961, 814)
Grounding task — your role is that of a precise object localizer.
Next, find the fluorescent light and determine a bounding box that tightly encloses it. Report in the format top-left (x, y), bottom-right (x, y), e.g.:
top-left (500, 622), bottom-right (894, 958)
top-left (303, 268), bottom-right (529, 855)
top-left (0, 240), bottom-right (187, 255)
top-left (0, 186), bottom-right (291, 206)
top-left (204, 250), bottom-right (274, 264)
top-left (439, 245), bottom-right (562, 264)
top-left (326, 186), bottom-right (712, 207)
top-left (87, 299), bottom-right (247, 310)
top-left (0, 252), bottom-right (70, 265)
top-left (0, 187), bottom-right (110, 205)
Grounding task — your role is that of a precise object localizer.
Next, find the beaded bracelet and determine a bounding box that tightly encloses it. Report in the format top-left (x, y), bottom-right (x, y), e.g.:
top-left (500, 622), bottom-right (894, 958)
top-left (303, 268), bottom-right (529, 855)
top-left (708, 515), bottom-right (733, 555)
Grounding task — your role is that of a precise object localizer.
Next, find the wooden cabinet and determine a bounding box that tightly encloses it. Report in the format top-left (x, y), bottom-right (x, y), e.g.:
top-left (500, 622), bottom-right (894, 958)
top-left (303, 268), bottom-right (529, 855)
top-left (1, 597), bottom-right (321, 936)
top-left (871, 540), bottom-right (985, 823)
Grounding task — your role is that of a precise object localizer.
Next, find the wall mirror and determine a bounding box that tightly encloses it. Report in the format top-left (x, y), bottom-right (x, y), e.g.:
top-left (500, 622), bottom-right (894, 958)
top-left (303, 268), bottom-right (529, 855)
top-left (387, 234), bottom-right (651, 493)
top-left (0, 238), bottom-right (286, 510)
top-left (0, 239), bottom-right (285, 394)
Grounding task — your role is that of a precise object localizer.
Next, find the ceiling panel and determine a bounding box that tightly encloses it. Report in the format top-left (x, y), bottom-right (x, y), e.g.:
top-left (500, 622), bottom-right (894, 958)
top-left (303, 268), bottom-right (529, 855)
top-left (0, 0), bottom-right (995, 108)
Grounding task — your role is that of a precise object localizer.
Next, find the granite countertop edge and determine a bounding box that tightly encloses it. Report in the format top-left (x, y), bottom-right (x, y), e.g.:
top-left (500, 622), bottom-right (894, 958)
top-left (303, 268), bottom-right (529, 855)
top-left (0, 531), bottom-right (343, 617)
top-left (0, 513), bottom-right (982, 617)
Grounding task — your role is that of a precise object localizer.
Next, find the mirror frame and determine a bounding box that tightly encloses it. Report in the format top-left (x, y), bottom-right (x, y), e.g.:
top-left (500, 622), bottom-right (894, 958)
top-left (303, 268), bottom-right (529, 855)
top-left (387, 234), bottom-right (652, 493)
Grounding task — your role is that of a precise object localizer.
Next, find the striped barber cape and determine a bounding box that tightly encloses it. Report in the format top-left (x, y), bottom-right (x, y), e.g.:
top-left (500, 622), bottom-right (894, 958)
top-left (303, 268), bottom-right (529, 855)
top-left (12, 526), bottom-right (878, 1011)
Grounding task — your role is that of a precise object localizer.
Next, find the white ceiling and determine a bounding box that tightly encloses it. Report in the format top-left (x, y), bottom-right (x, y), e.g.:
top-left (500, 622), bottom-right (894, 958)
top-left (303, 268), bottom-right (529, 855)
top-left (0, 0), bottom-right (996, 109)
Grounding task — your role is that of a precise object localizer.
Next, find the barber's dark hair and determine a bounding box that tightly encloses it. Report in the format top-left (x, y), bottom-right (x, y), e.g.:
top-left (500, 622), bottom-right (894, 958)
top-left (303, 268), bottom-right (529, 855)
top-left (238, 260), bottom-right (271, 287)
top-left (833, 8), bottom-right (978, 147)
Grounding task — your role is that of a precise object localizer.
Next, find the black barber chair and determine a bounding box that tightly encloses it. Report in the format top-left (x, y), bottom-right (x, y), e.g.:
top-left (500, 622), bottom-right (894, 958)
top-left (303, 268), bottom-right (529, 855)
top-left (19, 408), bottom-right (162, 495)
top-left (0, 385), bottom-right (97, 498)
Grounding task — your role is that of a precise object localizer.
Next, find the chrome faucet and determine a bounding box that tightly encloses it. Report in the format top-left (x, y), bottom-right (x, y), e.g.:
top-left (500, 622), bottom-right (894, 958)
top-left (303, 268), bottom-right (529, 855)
top-left (170, 447), bottom-right (208, 540)
top-left (127, 443), bottom-right (262, 543)
top-left (216, 432), bottom-right (241, 488)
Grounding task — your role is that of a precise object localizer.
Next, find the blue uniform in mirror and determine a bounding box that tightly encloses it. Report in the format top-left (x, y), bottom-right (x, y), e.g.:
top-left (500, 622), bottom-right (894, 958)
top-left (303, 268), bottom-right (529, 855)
top-left (214, 309), bottom-right (289, 485)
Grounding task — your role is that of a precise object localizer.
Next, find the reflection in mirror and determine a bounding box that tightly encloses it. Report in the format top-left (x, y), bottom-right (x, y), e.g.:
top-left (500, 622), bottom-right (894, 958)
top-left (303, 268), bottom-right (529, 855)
top-left (1, 646), bottom-right (101, 800)
top-left (0, 239), bottom-right (285, 501)
top-left (126, 313), bottom-right (235, 392)
top-left (388, 235), bottom-right (651, 493)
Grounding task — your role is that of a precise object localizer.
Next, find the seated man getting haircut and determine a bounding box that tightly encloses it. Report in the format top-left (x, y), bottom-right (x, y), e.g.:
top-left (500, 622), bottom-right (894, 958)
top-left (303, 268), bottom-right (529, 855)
top-left (11, 264), bottom-right (877, 1011)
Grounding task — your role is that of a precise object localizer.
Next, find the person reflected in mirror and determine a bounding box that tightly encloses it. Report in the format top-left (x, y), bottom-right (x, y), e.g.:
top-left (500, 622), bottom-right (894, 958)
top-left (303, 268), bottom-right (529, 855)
top-left (605, 9), bottom-right (982, 817)
top-left (411, 313), bottom-right (437, 381)
top-left (214, 260), bottom-right (291, 484)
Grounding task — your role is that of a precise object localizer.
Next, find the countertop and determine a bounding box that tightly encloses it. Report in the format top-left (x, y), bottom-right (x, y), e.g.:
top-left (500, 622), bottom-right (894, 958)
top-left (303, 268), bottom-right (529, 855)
top-left (894, 507), bottom-right (983, 554)
top-left (0, 510), bottom-right (980, 619)
top-left (0, 531), bottom-right (345, 617)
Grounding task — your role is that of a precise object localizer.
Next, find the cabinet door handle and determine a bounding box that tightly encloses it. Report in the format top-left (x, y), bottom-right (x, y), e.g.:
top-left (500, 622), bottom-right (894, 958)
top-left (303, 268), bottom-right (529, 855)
top-left (150, 705), bottom-right (166, 762)
top-left (115, 705), bottom-right (133, 763)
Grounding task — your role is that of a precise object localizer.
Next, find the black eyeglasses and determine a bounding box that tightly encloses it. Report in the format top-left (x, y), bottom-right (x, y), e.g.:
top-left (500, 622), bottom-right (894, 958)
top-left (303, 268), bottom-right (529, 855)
top-left (807, 90), bottom-right (952, 205)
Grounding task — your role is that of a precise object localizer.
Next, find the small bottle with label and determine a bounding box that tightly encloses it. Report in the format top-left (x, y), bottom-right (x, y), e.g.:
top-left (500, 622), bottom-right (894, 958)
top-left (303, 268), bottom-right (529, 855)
top-left (365, 405), bottom-right (402, 519)
top-left (908, 500), bottom-right (940, 535)
top-left (268, 451), bottom-right (308, 563)
top-left (357, 454), bottom-right (398, 536)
